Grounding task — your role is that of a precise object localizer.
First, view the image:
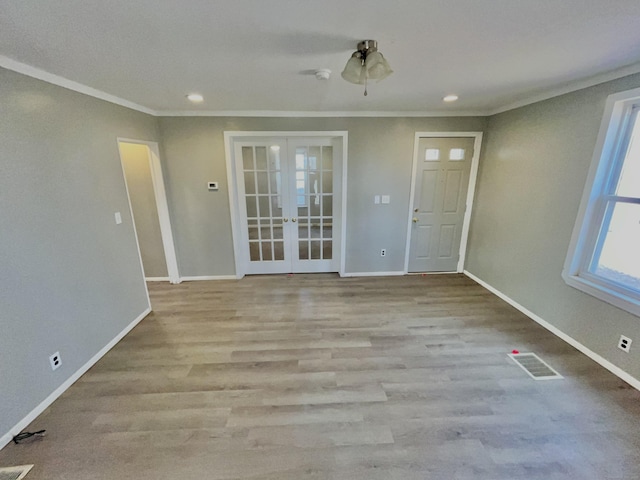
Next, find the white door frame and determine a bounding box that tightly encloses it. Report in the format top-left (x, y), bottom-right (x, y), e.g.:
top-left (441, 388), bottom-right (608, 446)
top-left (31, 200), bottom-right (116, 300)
top-left (403, 132), bottom-right (483, 274)
top-left (117, 138), bottom-right (181, 284)
top-left (224, 131), bottom-right (348, 278)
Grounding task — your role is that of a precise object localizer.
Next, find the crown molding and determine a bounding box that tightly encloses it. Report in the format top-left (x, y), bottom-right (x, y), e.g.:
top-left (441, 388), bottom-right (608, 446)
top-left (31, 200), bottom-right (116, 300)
top-left (158, 109), bottom-right (490, 117)
top-left (489, 61), bottom-right (640, 116)
top-left (0, 55), bottom-right (157, 115)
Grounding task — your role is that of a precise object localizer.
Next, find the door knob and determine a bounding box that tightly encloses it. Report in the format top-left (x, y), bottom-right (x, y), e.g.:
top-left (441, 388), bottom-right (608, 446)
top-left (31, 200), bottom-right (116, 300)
top-left (414, 208), bottom-right (419, 213)
top-left (283, 218), bottom-right (289, 223)
top-left (413, 217), bottom-right (418, 223)
top-left (292, 218), bottom-right (297, 222)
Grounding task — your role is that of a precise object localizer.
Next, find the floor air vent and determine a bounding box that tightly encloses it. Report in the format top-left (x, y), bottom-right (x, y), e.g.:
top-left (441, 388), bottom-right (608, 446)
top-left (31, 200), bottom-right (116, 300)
top-left (0, 465), bottom-right (33, 480)
top-left (508, 352), bottom-right (563, 380)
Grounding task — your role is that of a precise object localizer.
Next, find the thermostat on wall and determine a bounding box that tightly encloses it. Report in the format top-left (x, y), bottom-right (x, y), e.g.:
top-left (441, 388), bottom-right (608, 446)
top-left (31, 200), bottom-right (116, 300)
top-left (207, 181), bottom-right (219, 190)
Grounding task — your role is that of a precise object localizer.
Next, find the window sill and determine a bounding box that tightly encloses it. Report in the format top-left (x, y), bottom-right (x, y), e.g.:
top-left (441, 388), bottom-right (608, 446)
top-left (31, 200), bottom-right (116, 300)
top-left (562, 271), bottom-right (640, 318)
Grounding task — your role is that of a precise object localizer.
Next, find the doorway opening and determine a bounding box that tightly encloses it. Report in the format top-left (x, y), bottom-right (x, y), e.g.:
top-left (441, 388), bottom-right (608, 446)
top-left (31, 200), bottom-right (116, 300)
top-left (224, 132), bottom-right (348, 278)
top-left (118, 139), bottom-right (180, 284)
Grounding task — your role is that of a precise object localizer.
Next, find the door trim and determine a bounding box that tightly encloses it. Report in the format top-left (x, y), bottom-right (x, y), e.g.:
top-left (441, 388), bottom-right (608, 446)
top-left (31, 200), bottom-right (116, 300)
top-left (403, 132), bottom-right (483, 274)
top-left (117, 138), bottom-right (181, 284)
top-left (224, 131), bottom-right (348, 278)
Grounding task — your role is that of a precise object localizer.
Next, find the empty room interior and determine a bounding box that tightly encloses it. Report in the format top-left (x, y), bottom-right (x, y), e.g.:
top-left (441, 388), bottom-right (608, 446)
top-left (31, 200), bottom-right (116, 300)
top-left (2, 1), bottom-right (640, 479)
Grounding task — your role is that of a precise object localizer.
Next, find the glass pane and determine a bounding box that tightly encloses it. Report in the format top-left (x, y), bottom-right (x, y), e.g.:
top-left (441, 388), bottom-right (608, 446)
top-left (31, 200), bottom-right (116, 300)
top-left (244, 172), bottom-right (256, 194)
top-left (322, 171), bottom-right (333, 194)
top-left (274, 242), bottom-right (284, 261)
top-left (270, 195), bottom-right (282, 217)
top-left (249, 242), bottom-right (260, 261)
top-left (323, 240), bottom-right (333, 260)
top-left (310, 197), bottom-right (321, 216)
top-left (425, 148), bottom-right (440, 161)
top-left (591, 202), bottom-right (640, 291)
top-left (308, 146), bottom-right (320, 170)
top-left (322, 196), bottom-right (333, 216)
top-left (261, 242), bottom-right (273, 261)
top-left (247, 224), bottom-right (259, 240)
top-left (260, 222), bottom-right (271, 240)
top-left (299, 241), bottom-right (309, 260)
top-left (255, 147), bottom-right (267, 170)
top-left (309, 172), bottom-right (320, 195)
top-left (245, 196), bottom-right (257, 217)
top-left (298, 222), bottom-right (308, 239)
top-left (322, 146), bottom-right (333, 170)
top-left (270, 171), bottom-right (281, 196)
top-left (242, 147), bottom-right (254, 170)
top-left (310, 241), bottom-right (321, 260)
top-left (273, 219), bottom-right (283, 240)
top-left (258, 196), bottom-right (270, 218)
top-left (269, 145), bottom-right (281, 169)
top-left (297, 204), bottom-right (309, 218)
top-left (323, 224), bottom-right (332, 239)
top-left (449, 148), bottom-right (465, 160)
top-left (296, 151), bottom-right (306, 170)
top-left (616, 116), bottom-right (640, 198)
top-left (310, 220), bottom-right (321, 238)
top-left (257, 172), bottom-right (269, 194)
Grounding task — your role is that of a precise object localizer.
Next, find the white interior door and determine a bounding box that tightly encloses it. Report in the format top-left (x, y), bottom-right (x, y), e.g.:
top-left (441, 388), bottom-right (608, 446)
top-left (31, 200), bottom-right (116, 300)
top-left (234, 136), bottom-right (341, 275)
top-left (408, 137), bottom-right (475, 272)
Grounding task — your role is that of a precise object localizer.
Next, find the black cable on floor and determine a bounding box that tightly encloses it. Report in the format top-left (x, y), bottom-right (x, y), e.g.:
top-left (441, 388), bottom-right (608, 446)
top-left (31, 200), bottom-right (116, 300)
top-left (13, 430), bottom-right (46, 444)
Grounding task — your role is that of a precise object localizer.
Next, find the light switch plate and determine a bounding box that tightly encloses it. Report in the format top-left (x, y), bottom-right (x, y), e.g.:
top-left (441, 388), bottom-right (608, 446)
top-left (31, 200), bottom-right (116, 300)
top-left (114, 212), bottom-right (122, 224)
top-left (381, 195), bottom-right (391, 204)
top-left (374, 195), bottom-right (380, 204)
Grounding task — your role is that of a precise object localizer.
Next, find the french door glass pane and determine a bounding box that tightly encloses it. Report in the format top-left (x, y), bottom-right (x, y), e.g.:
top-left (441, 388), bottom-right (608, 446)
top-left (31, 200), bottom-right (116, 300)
top-left (591, 201), bottom-right (640, 291)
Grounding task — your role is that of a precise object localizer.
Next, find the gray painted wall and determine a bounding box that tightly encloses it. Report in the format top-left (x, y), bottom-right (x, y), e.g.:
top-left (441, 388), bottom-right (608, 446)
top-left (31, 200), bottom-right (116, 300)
top-left (466, 73), bottom-right (640, 379)
top-left (158, 116), bottom-right (487, 276)
top-left (0, 68), bottom-right (159, 437)
top-left (120, 142), bottom-right (168, 278)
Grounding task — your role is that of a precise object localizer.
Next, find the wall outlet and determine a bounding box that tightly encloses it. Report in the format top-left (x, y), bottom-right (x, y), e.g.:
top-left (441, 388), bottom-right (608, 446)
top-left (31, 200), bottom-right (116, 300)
top-left (49, 352), bottom-right (61, 371)
top-left (618, 335), bottom-right (632, 353)
top-left (380, 248), bottom-right (386, 257)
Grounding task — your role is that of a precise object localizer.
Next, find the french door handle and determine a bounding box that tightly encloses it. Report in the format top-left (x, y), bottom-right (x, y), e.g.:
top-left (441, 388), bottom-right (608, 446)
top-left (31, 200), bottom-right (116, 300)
top-left (292, 218), bottom-right (297, 222)
top-left (413, 218), bottom-right (418, 223)
top-left (283, 218), bottom-right (289, 223)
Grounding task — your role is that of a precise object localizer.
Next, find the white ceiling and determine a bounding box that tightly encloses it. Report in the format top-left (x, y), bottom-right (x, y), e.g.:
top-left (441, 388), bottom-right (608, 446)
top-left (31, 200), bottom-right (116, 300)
top-left (2, 0), bottom-right (640, 115)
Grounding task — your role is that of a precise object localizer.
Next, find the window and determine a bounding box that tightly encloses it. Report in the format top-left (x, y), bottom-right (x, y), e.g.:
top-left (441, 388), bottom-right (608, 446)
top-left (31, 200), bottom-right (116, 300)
top-left (425, 148), bottom-right (440, 161)
top-left (563, 87), bottom-right (640, 316)
top-left (449, 148), bottom-right (465, 160)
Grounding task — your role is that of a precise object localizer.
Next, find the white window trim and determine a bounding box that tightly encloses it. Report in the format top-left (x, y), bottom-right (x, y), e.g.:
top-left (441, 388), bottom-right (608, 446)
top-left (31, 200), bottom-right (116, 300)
top-left (563, 86), bottom-right (640, 317)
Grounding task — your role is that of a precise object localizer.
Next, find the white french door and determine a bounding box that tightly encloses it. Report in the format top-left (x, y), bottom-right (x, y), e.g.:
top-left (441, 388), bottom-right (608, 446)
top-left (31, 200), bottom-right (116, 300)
top-left (233, 136), bottom-right (342, 275)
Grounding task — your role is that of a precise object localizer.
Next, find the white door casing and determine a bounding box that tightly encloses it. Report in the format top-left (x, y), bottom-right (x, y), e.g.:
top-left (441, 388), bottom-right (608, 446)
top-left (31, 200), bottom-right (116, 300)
top-left (404, 133), bottom-right (483, 273)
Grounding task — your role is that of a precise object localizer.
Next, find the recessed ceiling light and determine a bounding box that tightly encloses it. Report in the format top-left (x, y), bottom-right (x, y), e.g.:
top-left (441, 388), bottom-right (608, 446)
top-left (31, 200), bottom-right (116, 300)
top-left (186, 93), bottom-right (204, 103)
top-left (443, 94), bottom-right (459, 102)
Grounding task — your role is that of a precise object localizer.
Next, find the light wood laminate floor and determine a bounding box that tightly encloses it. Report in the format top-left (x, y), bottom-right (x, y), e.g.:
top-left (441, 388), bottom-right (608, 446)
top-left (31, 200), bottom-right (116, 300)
top-left (2, 274), bottom-right (640, 479)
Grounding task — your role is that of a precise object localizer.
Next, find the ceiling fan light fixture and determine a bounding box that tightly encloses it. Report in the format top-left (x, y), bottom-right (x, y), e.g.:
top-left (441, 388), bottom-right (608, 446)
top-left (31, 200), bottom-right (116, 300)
top-left (341, 54), bottom-right (365, 84)
top-left (342, 40), bottom-right (392, 95)
top-left (364, 51), bottom-right (393, 81)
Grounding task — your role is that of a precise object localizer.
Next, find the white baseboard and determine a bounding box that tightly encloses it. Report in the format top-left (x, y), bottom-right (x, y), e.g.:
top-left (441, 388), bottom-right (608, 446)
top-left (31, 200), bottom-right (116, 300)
top-left (463, 270), bottom-right (640, 391)
top-left (145, 277), bottom-right (169, 282)
top-left (341, 271), bottom-right (406, 278)
top-left (180, 275), bottom-right (237, 281)
top-left (0, 307), bottom-right (152, 451)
